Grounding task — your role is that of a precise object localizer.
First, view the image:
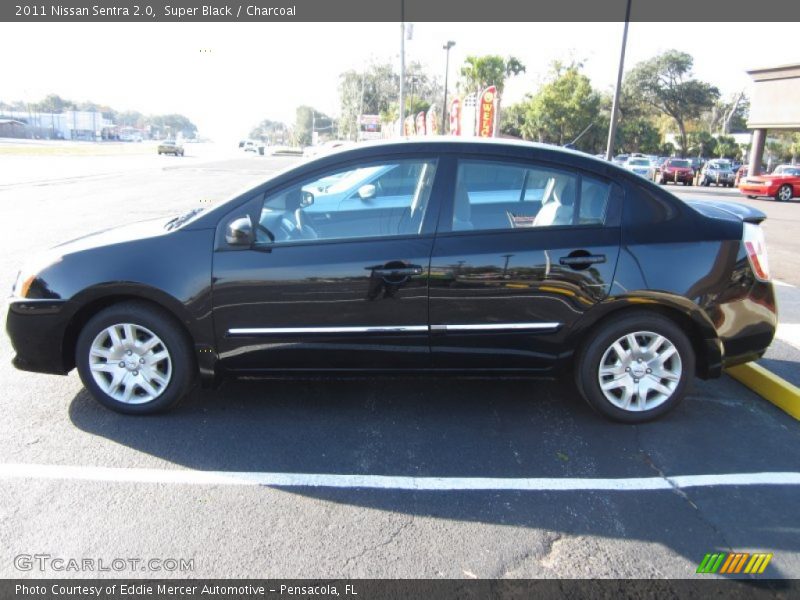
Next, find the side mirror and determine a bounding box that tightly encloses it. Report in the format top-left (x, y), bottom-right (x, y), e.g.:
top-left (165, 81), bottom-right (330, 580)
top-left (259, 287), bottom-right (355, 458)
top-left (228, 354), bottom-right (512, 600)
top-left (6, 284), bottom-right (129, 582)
top-left (225, 216), bottom-right (253, 246)
top-left (357, 184), bottom-right (377, 200)
top-left (300, 190), bottom-right (315, 208)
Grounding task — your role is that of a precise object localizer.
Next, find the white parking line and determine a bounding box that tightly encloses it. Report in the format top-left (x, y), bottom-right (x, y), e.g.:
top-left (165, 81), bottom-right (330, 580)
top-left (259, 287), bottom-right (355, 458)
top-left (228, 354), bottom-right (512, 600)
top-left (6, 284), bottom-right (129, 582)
top-left (1, 464), bottom-right (799, 491)
top-left (774, 280), bottom-right (795, 288)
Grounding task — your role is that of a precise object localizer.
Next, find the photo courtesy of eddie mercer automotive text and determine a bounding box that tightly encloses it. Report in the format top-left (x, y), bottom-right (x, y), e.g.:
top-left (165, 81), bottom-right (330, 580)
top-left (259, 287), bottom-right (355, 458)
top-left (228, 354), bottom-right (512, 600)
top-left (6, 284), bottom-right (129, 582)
top-left (6, 138), bottom-right (777, 423)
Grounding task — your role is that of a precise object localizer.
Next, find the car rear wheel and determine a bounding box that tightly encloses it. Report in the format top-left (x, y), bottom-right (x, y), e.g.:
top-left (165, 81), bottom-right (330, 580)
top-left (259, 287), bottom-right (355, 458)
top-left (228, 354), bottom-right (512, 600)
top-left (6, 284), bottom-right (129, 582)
top-left (75, 302), bottom-right (195, 414)
top-left (575, 312), bottom-right (695, 423)
top-left (776, 184), bottom-right (793, 202)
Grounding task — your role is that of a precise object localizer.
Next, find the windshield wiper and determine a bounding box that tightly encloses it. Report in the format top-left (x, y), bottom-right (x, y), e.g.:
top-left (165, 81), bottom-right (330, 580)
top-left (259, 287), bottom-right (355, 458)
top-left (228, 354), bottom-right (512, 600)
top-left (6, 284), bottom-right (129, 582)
top-left (165, 208), bottom-right (204, 231)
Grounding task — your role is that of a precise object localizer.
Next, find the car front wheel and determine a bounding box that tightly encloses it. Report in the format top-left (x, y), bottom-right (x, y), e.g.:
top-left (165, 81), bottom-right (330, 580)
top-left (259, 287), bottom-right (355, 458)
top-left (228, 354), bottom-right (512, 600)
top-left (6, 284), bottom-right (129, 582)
top-left (776, 184), bottom-right (793, 202)
top-left (575, 312), bottom-right (695, 423)
top-left (75, 302), bottom-right (195, 414)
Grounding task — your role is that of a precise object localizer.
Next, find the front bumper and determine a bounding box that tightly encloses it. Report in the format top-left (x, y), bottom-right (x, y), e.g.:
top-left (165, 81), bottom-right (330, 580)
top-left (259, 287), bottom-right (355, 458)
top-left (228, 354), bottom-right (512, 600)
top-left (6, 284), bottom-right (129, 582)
top-left (705, 174), bottom-right (735, 184)
top-left (662, 171), bottom-right (694, 182)
top-left (738, 184), bottom-right (775, 197)
top-left (6, 299), bottom-right (71, 375)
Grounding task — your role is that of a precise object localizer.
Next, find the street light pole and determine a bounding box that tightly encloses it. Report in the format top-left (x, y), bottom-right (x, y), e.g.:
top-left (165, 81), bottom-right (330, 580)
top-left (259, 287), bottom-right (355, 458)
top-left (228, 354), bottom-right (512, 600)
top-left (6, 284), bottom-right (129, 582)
top-left (442, 40), bottom-right (455, 135)
top-left (399, 10), bottom-right (405, 135)
top-left (605, 0), bottom-right (632, 161)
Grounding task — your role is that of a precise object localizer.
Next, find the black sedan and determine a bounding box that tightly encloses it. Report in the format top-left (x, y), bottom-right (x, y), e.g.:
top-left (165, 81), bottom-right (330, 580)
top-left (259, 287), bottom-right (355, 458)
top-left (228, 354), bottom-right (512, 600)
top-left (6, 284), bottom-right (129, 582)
top-left (6, 139), bottom-right (777, 422)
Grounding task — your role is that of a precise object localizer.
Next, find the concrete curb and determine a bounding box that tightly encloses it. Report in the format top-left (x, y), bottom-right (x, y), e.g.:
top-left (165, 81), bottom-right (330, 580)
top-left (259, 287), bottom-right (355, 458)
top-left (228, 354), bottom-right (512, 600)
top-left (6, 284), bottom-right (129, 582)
top-left (726, 362), bottom-right (800, 420)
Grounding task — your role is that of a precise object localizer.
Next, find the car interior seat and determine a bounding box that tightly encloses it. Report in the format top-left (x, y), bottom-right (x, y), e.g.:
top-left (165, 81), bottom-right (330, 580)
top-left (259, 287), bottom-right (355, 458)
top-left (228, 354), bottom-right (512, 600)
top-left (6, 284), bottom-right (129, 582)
top-left (533, 177), bottom-right (575, 227)
top-left (452, 182), bottom-right (475, 231)
top-left (281, 189), bottom-right (318, 240)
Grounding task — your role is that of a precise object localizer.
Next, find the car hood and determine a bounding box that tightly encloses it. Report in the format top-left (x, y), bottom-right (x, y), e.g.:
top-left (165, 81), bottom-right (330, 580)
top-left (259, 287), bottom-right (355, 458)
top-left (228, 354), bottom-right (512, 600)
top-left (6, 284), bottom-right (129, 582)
top-left (14, 218), bottom-right (176, 292)
top-left (51, 217), bottom-right (173, 256)
top-left (683, 199), bottom-right (767, 224)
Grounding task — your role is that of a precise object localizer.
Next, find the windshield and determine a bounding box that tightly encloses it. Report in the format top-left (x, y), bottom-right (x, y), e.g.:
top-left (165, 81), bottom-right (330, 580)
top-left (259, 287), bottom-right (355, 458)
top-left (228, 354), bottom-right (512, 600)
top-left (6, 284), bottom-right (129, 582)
top-left (774, 166), bottom-right (800, 176)
top-left (668, 160), bottom-right (690, 168)
top-left (628, 159), bottom-right (650, 166)
top-left (306, 166), bottom-right (386, 195)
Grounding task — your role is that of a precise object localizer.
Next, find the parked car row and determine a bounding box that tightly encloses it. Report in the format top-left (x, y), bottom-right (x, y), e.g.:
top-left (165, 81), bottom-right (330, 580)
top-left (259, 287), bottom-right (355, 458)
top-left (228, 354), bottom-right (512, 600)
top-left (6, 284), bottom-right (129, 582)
top-left (615, 154), bottom-right (744, 189)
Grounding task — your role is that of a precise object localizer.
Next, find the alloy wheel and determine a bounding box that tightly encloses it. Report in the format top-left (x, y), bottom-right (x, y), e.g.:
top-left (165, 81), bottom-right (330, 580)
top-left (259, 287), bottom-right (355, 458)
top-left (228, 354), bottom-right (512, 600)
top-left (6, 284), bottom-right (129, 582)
top-left (597, 331), bottom-right (682, 412)
top-left (88, 323), bottom-right (172, 404)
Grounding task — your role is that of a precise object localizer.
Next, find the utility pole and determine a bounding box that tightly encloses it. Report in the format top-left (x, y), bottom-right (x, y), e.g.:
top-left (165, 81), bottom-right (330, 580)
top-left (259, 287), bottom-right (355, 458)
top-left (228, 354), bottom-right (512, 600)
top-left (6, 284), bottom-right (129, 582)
top-left (605, 0), bottom-right (632, 161)
top-left (399, 11), bottom-right (405, 135)
top-left (442, 41), bottom-right (455, 135)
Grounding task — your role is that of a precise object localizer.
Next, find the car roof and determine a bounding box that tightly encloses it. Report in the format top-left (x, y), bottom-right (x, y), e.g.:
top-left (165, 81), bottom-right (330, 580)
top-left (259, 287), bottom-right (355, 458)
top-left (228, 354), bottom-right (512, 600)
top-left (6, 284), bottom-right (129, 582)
top-left (304, 137), bottom-right (617, 169)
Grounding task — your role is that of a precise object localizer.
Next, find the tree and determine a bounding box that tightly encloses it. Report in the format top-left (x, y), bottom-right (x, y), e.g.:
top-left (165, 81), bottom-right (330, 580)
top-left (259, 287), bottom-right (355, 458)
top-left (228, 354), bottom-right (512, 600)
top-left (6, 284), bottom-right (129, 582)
top-left (149, 114), bottom-right (197, 139)
top-left (249, 119), bottom-right (288, 144)
top-left (293, 106), bottom-right (332, 147)
top-left (338, 61), bottom-right (399, 141)
top-left (33, 93), bottom-right (76, 113)
top-left (626, 50), bottom-right (719, 157)
top-left (499, 102), bottom-right (527, 139)
top-left (522, 61), bottom-right (601, 151)
top-left (687, 130), bottom-right (717, 157)
top-left (791, 133), bottom-right (800, 164)
top-left (699, 92), bottom-right (749, 135)
top-left (117, 110), bottom-right (145, 129)
top-left (618, 118), bottom-right (662, 155)
top-left (714, 135), bottom-right (739, 159)
top-left (457, 55), bottom-right (525, 96)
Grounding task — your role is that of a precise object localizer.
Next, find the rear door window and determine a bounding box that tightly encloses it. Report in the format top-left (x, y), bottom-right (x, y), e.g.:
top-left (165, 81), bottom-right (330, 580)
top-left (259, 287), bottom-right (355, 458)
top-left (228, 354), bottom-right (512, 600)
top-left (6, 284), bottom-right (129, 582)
top-left (450, 159), bottom-right (610, 232)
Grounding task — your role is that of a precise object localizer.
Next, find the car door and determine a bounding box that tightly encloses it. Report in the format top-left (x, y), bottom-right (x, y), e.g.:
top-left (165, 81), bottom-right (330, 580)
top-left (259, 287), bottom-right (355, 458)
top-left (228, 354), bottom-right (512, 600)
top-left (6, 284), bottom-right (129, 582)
top-left (211, 155), bottom-right (442, 371)
top-left (428, 155), bottom-right (622, 370)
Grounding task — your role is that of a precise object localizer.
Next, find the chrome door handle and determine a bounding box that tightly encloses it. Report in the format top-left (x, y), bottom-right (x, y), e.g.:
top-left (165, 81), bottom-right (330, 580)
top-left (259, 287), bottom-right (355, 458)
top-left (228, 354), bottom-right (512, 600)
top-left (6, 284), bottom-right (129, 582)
top-left (559, 255), bottom-right (606, 266)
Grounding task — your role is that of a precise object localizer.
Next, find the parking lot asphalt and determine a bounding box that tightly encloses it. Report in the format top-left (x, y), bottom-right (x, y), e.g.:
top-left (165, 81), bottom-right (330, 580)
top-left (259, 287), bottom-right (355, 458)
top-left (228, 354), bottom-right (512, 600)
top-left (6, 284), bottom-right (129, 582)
top-left (1, 144), bottom-right (799, 579)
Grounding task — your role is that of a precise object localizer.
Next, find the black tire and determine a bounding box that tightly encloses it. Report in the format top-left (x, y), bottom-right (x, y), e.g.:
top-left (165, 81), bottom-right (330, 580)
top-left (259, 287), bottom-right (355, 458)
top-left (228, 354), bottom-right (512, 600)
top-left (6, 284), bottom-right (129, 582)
top-left (747, 195), bottom-right (757, 199)
top-left (574, 311), bottom-right (695, 423)
top-left (775, 184), bottom-right (793, 202)
top-left (75, 301), bottom-right (196, 415)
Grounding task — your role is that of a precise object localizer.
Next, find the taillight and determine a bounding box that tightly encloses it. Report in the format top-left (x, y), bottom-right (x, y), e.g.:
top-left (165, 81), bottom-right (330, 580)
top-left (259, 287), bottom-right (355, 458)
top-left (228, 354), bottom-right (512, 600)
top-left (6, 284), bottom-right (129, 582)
top-left (743, 222), bottom-right (770, 282)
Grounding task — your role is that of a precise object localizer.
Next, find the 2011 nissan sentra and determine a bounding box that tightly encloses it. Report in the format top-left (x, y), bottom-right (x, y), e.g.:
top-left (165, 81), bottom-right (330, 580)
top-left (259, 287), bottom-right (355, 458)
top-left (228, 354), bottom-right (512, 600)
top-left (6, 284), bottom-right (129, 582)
top-left (6, 139), bottom-right (777, 422)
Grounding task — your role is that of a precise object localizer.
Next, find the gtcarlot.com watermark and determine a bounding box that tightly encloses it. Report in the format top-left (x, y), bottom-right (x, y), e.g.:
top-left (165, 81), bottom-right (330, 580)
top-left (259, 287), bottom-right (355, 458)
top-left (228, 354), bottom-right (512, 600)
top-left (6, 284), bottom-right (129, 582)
top-left (14, 553), bottom-right (194, 573)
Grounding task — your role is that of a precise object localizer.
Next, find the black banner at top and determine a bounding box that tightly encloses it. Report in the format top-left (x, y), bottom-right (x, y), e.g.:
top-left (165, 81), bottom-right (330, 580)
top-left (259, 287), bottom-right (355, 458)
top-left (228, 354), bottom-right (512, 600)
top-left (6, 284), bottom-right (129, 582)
top-left (3, 0), bottom-right (800, 22)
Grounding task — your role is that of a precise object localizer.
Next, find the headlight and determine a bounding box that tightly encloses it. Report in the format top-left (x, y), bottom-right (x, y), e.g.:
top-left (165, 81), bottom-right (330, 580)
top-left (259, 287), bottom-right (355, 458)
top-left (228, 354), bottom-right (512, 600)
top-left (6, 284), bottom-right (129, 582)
top-left (12, 254), bottom-right (62, 298)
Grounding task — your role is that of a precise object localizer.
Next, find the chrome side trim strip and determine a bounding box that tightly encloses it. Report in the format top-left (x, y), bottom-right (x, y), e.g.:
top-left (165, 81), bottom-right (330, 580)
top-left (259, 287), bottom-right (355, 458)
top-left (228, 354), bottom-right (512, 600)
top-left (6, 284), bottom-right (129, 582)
top-left (228, 326), bottom-right (429, 335)
top-left (442, 323), bottom-right (561, 331)
top-left (228, 323), bottom-right (562, 336)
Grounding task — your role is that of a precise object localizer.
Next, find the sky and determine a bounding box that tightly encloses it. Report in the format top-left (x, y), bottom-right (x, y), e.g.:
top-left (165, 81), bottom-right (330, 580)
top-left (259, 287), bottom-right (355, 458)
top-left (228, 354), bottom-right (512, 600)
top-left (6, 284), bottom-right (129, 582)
top-left (2, 21), bottom-right (799, 144)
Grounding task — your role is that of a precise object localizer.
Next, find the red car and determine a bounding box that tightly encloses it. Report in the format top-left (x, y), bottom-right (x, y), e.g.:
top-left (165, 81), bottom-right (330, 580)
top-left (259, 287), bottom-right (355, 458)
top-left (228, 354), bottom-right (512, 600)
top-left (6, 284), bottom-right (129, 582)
top-left (656, 158), bottom-right (695, 186)
top-left (739, 164), bottom-right (800, 202)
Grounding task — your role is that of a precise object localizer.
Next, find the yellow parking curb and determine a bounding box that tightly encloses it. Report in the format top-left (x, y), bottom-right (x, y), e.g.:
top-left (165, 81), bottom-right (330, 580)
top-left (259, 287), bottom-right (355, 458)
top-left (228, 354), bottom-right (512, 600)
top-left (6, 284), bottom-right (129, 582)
top-left (726, 362), bottom-right (800, 420)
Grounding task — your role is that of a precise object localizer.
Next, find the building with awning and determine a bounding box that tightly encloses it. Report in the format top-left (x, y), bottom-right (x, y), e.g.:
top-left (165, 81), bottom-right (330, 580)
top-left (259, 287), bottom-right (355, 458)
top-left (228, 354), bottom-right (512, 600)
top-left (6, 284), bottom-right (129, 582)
top-left (0, 118), bottom-right (27, 138)
top-left (747, 64), bottom-right (800, 174)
